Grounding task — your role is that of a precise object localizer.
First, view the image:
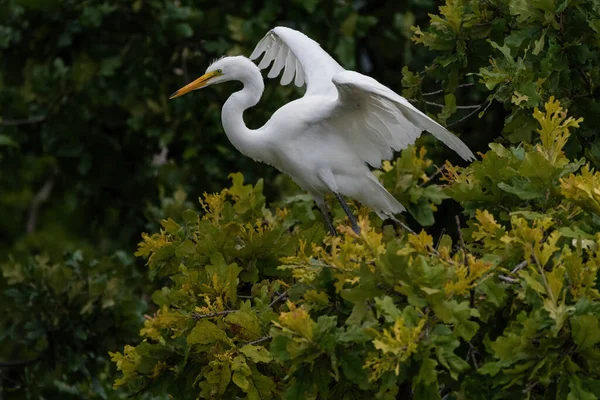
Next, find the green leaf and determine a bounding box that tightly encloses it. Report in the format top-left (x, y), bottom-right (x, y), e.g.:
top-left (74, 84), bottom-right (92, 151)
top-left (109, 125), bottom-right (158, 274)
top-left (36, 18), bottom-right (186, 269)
top-left (160, 218), bottom-right (181, 234)
top-left (340, 351), bottom-right (369, 387)
top-left (479, 280), bottom-right (508, 308)
top-left (497, 181), bottom-right (544, 200)
top-left (246, 365), bottom-right (276, 400)
top-left (412, 356), bottom-right (440, 400)
top-left (175, 240), bottom-right (195, 256)
top-left (533, 29), bottom-right (546, 55)
top-left (187, 320), bottom-right (229, 346)
top-left (232, 355), bottom-right (251, 390)
top-left (284, 368), bottom-right (315, 400)
top-left (240, 345), bottom-right (272, 363)
top-left (571, 315), bottom-right (600, 350)
top-left (0, 134), bottom-right (18, 147)
top-left (568, 375), bottom-right (597, 400)
top-left (433, 300), bottom-right (480, 341)
top-left (431, 325), bottom-right (470, 379)
top-left (173, 23), bottom-right (193, 38)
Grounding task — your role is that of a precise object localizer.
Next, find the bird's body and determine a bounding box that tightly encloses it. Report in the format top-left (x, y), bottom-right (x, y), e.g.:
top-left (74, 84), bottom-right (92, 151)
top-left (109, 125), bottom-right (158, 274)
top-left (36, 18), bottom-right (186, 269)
top-left (170, 27), bottom-right (474, 234)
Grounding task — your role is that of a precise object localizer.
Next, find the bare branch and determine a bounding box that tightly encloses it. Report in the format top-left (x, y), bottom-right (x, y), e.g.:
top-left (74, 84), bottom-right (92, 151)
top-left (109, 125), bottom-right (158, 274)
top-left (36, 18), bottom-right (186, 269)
top-left (511, 260), bottom-right (528, 274)
top-left (27, 177), bottom-right (55, 235)
top-left (244, 336), bottom-right (272, 346)
top-left (454, 216), bottom-right (466, 253)
top-left (0, 357), bottom-right (41, 369)
top-left (447, 104), bottom-right (483, 128)
top-left (435, 228), bottom-right (446, 251)
top-left (268, 290), bottom-right (288, 308)
top-left (499, 275), bottom-right (519, 283)
top-left (0, 116), bottom-right (46, 126)
top-left (420, 165), bottom-right (446, 187)
top-left (422, 82), bottom-right (475, 97)
top-left (390, 217), bottom-right (416, 235)
top-left (191, 310), bottom-right (236, 320)
top-left (523, 381), bottom-right (539, 394)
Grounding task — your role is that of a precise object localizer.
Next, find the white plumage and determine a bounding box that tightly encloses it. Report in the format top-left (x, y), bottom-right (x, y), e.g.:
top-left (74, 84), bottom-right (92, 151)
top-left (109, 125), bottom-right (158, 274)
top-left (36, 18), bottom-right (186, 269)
top-left (170, 27), bottom-right (475, 234)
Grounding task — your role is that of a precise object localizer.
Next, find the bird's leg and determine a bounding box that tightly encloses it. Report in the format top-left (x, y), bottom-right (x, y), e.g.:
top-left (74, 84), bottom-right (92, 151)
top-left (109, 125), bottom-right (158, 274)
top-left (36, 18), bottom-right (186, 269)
top-left (314, 197), bottom-right (337, 236)
top-left (334, 193), bottom-right (360, 234)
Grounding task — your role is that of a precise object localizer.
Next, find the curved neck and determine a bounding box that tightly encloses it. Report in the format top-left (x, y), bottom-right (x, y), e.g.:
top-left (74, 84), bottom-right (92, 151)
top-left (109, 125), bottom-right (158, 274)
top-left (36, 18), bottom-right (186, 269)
top-left (221, 70), bottom-right (265, 159)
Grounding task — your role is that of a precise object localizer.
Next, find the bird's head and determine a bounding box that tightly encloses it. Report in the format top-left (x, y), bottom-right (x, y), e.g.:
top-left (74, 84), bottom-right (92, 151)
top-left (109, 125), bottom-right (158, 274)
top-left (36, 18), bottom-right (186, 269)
top-left (169, 56), bottom-right (259, 99)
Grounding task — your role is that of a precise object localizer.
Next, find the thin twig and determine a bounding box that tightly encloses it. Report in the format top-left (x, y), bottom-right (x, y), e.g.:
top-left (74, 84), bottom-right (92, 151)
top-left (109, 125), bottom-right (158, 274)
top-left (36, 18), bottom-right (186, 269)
top-left (391, 217), bottom-right (416, 235)
top-left (423, 100), bottom-right (482, 110)
top-left (499, 275), bottom-right (519, 283)
top-left (435, 228), bottom-right (446, 251)
top-left (1, 93), bottom-right (67, 128)
top-left (523, 381), bottom-right (538, 394)
top-left (420, 165), bottom-right (446, 187)
top-left (0, 116), bottom-right (46, 126)
top-left (454, 216), bottom-right (466, 254)
top-left (511, 260), bottom-right (528, 274)
top-left (447, 104), bottom-right (483, 128)
top-left (422, 83), bottom-right (475, 97)
top-left (27, 176), bottom-right (55, 234)
top-left (191, 310), bottom-right (236, 320)
top-left (467, 343), bottom-right (479, 369)
top-left (534, 255), bottom-right (555, 304)
top-left (349, 258), bottom-right (375, 265)
top-left (0, 357), bottom-right (41, 369)
top-left (455, 216), bottom-right (474, 307)
top-left (244, 336), bottom-right (272, 346)
top-left (409, 98), bottom-right (482, 110)
top-left (268, 290), bottom-right (288, 308)
top-left (237, 295), bottom-right (253, 300)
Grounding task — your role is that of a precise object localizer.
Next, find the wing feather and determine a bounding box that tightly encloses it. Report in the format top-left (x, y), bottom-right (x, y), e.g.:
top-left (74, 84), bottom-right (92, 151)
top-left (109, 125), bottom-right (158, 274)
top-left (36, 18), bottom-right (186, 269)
top-left (250, 27), bottom-right (344, 95)
top-left (328, 71), bottom-right (475, 167)
top-left (294, 59), bottom-right (304, 87)
top-left (267, 47), bottom-right (286, 78)
top-left (281, 55), bottom-right (295, 85)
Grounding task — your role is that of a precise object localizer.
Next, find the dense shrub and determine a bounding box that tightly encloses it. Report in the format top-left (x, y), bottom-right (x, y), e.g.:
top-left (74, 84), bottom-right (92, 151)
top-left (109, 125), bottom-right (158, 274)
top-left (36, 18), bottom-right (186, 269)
top-left (112, 99), bottom-right (600, 399)
top-left (0, 251), bottom-right (147, 399)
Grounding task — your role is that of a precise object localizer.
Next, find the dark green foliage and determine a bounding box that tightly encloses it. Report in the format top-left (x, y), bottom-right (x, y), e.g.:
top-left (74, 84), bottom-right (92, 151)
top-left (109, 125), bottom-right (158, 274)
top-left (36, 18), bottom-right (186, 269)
top-left (406, 0), bottom-right (600, 162)
top-left (0, 251), bottom-right (147, 399)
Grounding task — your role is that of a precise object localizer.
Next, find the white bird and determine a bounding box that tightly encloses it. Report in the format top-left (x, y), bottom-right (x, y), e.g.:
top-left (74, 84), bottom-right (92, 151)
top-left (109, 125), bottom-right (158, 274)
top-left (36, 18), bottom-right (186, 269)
top-left (170, 27), bottom-right (474, 235)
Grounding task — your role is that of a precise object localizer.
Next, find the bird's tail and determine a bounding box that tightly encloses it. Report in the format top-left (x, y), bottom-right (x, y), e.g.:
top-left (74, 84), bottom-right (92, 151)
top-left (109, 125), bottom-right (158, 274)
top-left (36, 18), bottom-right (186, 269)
top-left (359, 174), bottom-right (406, 220)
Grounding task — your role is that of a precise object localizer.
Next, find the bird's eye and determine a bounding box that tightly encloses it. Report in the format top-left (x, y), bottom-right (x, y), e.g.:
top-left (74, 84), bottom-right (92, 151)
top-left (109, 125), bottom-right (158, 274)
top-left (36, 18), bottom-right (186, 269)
top-left (216, 69), bottom-right (223, 74)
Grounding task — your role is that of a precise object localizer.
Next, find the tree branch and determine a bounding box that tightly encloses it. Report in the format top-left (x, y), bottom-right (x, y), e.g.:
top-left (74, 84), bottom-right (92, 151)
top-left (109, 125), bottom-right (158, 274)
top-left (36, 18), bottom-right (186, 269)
top-left (244, 336), bottom-right (272, 346)
top-left (422, 83), bottom-right (474, 97)
top-left (27, 176), bottom-right (55, 235)
top-left (420, 165), bottom-right (446, 187)
top-left (511, 260), bottom-right (528, 274)
top-left (0, 116), bottom-right (46, 126)
top-left (0, 357), bottom-right (41, 369)
top-left (268, 290), bottom-right (288, 308)
top-left (499, 275), bottom-right (519, 283)
top-left (191, 310), bottom-right (236, 320)
top-left (447, 104), bottom-right (484, 128)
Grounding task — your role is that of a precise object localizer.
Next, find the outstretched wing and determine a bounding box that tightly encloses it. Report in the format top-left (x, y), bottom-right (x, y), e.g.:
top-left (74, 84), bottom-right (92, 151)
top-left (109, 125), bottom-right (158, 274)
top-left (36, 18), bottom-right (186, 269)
top-left (327, 71), bottom-right (475, 167)
top-left (250, 26), bottom-right (344, 96)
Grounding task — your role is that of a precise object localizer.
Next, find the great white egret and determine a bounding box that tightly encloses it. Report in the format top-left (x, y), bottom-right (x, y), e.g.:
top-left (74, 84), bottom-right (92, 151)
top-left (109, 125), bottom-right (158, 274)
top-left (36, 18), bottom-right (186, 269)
top-left (170, 27), bottom-right (474, 235)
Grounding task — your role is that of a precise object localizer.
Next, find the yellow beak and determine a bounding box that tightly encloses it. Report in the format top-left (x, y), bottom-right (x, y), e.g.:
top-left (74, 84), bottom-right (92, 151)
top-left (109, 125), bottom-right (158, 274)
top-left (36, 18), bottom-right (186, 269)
top-left (169, 71), bottom-right (220, 99)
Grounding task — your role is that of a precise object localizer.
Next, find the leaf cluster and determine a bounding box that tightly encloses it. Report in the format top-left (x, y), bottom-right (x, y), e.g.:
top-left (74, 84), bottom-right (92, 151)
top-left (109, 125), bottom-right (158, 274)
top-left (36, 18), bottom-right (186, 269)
top-left (405, 0), bottom-right (600, 164)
